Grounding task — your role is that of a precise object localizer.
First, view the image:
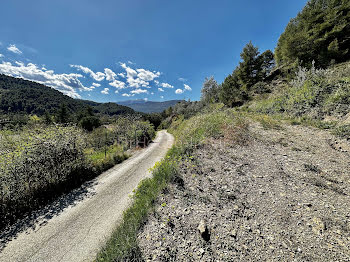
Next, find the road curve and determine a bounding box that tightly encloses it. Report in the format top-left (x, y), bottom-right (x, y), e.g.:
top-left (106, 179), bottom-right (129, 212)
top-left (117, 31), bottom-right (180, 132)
top-left (0, 130), bottom-right (174, 262)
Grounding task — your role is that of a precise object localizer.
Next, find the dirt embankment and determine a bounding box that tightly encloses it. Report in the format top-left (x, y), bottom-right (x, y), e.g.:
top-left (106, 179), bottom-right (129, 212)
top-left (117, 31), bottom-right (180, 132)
top-left (138, 123), bottom-right (350, 261)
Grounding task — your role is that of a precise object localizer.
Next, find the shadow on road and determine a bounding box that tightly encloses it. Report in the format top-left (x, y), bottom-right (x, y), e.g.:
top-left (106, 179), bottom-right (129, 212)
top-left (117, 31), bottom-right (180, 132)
top-left (0, 179), bottom-right (98, 251)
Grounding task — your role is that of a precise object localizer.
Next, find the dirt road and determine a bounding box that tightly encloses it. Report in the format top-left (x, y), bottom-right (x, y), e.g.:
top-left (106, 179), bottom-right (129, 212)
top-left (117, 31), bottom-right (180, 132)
top-left (0, 130), bottom-right (174, 262)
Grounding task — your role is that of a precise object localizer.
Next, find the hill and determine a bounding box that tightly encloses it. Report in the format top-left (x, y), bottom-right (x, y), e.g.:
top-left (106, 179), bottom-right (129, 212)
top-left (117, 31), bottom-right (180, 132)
top-left (118, 99), bottom-right (182, 113)
top-left (0, 74), bottom-right (135, 116)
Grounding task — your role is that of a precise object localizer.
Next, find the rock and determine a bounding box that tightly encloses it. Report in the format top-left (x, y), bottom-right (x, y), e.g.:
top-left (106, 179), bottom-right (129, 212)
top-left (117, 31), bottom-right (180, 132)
top-left (198, 219), bottom-right (211, 241)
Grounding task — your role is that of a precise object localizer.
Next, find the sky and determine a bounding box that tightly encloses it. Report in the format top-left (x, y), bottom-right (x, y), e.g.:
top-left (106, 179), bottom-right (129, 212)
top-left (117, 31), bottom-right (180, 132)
top-left (0, 0), bottom-right (308, 102)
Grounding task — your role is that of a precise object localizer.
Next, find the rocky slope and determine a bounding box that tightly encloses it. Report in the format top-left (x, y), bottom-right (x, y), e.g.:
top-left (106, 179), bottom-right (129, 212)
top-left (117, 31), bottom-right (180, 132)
top-left (138, 121), bottom-right (350, 261)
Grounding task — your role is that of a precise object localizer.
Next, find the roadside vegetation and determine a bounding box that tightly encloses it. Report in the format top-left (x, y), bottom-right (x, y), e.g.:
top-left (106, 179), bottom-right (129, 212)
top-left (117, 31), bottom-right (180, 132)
top-left (96, 0), bottom-right (350, 260)
top-left (0, 114), bottom-right (155, 229)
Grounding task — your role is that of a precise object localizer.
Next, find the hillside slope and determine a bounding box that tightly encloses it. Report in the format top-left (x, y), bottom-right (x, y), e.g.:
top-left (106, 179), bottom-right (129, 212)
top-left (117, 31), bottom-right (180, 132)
top-left (138, 111), bottom-right (350, 261)
top-left (118, 99), bottom-right (182, 113)
top-left (0, 74), bottom-right (134, 116)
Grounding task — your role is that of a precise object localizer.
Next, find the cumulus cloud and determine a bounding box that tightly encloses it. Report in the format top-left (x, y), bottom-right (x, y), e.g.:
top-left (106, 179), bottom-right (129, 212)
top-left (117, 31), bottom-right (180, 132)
top-left (92, 82), bottom-right (101, 87)
top-left (160, 95), bottom-right (164, 99)
top-left (184, 84), bottom-right (192, 91)
top-left (131, 88), bottom-right (148, 94)
top-left (101, 87), bottom-right (109, 94)
top-left (122, 93), bottom-right (134, 97)
top-left (0, 54), bottom-right (3, 58)
top-left (104, 68), bottom-right (116, 81)
top-left (119, 62), bottom-right (161, 89)
top-left (175, 89), bottom-right (184, 94)
top-left (118, 73), bottom-right (126, 78)
top-left (109, 79), bottom-right (126, 89)
top-left (7, 44), bottom-right (22, 54)
top-left (158, 87), bottom-right (164, 92)
top-left (0, 61), bottom-right (86, 98)
top-left (161, 82), bottom-right (174, 89)
top-left (178, 77), bottom-right (187, 82)
top-left (70, 64), bottom-right (105, 81)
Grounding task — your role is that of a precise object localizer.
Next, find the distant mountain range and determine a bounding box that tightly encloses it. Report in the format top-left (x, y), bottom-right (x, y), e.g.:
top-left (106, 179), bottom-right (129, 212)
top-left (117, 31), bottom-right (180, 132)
top-left (118, 99), bottom-right (182, 113)
top-left (0, 74), bottom-right (180, 116)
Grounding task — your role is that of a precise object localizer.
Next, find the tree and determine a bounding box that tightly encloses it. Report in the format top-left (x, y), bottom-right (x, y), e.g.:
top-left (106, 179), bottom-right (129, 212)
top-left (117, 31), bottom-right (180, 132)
top-left (256, 50), bottom-right (275, 80)
top-left (79, 116), bottom-right (101, 131)
top-left (200, 77), bottom-right (221, 104)
top-left (56, 104), bottom-right (70, 123)
top-left (275, 0), bottom-right (350, 68)
top-left (235, 42), bottom-right (260, 91)
top-left (219, 72), bottom-right (248, 107)
top-left (44, 111), bottom-right (52, 125)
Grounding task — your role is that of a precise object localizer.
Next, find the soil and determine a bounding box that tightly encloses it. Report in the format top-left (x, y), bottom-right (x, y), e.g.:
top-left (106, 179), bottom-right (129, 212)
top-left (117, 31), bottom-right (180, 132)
top-left (138, 122), bottom-right (350, 261)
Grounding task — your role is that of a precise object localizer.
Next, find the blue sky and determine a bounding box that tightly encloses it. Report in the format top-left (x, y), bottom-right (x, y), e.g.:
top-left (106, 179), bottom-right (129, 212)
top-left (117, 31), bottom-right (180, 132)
top-left (0, 0), bottom-right (308, 102)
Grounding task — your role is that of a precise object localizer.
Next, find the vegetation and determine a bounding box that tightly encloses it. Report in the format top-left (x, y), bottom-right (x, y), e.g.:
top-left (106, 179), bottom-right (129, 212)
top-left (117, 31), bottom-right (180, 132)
top-left (275, 0), bottom-right (350, 68)
top-left (0, 74), bottom-right (134, 117)
top-left (96, 150), bottom-right (179, 261)
top-left (0, 117), bottom-right (155, 229)
top-left (96, 105), bottom-right (251, 261)
top-left (118, 100), bottom-right (182, 113)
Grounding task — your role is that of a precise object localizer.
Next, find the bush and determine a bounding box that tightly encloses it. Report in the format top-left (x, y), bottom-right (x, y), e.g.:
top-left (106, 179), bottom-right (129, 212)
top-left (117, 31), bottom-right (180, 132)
top-left (79, 116), bottom-right (101, 131)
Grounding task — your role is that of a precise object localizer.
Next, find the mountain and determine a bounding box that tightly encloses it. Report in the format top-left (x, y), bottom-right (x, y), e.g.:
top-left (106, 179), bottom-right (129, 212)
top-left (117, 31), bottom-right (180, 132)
top-left (118, 99), bottom-right (182, 113)
top-left (0, 74), bottom-right (134, 116)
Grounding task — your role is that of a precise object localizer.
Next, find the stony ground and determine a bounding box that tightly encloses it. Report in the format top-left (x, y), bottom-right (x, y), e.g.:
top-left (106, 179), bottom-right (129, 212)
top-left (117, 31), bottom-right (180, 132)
top-left (138, 122), bottom-right (350, 261)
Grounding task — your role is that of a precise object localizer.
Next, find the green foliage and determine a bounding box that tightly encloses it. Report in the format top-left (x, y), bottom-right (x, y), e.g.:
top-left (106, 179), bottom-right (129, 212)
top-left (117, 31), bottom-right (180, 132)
top-left (220, 73), bottom-right (248, 107)
top-left (96, 148), bottom-right (180, 262)
top-left (0, 74), bottom-right (134, 117)
top-left (201, 77), bottom-right (221, 104)
top-left (252, 62), bottom-right (350, 118)
top-left (0, 116), bottom-right (156, 229)
top-left (56, 104), bottom-right (70, 123)
top-left (275, 0), bottom-right (350, 68)
top-left (169, 106), bottom-right (250, 146)
top-left (218, 42), bottom-right (274, 107)
top-left (118, 100), bottom-right (182, 114)
top-left (79, 116), bottom-right (101, 131)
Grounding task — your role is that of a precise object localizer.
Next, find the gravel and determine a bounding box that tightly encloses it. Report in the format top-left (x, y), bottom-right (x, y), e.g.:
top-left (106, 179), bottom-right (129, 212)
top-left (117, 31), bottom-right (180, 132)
top-left (138, 123), bottom-right (350, 261)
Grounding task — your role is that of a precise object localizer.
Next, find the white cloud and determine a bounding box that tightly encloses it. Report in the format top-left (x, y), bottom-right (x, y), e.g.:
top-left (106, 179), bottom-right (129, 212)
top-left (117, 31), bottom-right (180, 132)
top-left (0, 54), bottom-right (3, 58)
top-left (178, 77), bottom-right (187, 82)
top-left (144, 98), bottom-right (148, 101)
top-left (160, 95), bottom-right (164, 99)
top-left (7, 44), bottom-right (22, 54)
top-left (158, 87), bottom-right (164, 92)
top-left (119, 62), bottom-right (161, 89)
top-left (131, 88), bottom-right (148, 94)
top-left (184, 84), bottom-right (192, 91)
top-left (122, 93), bottom-right (134, 97)
top-left (92, 82), bottom-right (101, 87)
top-left (151, 92), bottom-right (154, 95)
top-left (161, 82), bottom-right (174, 88)
top-left (128, 61), bottom-right (135, 65)
top-left (70, 64), bottom-right (105, 81)
top-left (109, 79), bottom-right (126, 89)
top-left (104, 68), bottom-right (116, 81)
top-left (101, 87), bottom-right (109, 94)
top-left (175, 89), bottom-right (184, 94)
top-left (154, 80), bottom-right (160, 85)
top-left (136, 68), bottom-right (161, 82)
top-left (118, 73), bottom-right (126, 78)
top-left (0, 61), bottom-right (86, 98)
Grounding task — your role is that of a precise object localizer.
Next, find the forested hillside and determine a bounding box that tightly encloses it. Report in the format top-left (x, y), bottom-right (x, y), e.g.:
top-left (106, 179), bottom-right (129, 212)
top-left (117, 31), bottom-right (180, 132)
top-left (0, 74), bottom-right (134, 116)
top-left (118, 100), bottom-right (182, 113)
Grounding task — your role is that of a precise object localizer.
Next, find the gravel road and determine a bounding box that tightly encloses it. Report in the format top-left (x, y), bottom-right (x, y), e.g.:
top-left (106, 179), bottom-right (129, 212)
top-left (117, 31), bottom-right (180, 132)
top-left (0, 130), bottom-right (174, 262)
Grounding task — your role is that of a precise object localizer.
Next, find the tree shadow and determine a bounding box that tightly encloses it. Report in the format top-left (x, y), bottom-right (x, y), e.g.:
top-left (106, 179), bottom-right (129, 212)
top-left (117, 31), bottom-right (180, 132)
top-left (0, 178), bottom-right (98, 251)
